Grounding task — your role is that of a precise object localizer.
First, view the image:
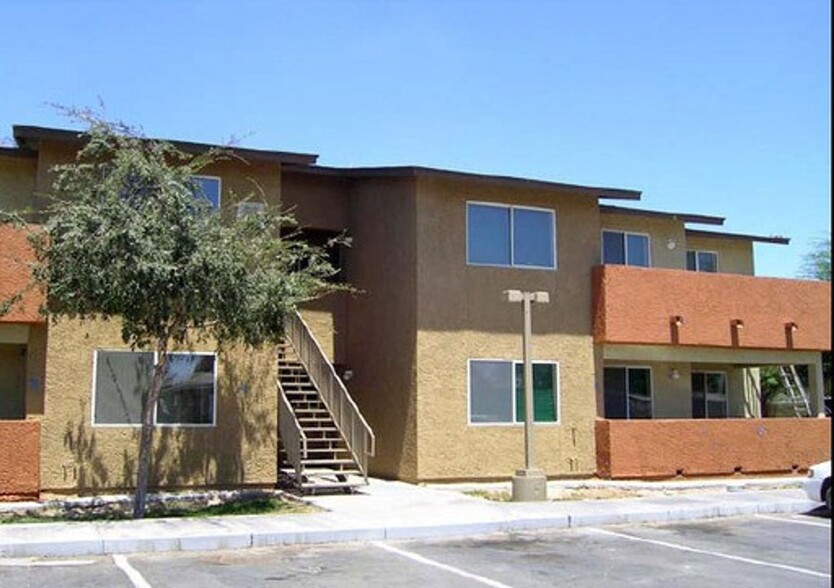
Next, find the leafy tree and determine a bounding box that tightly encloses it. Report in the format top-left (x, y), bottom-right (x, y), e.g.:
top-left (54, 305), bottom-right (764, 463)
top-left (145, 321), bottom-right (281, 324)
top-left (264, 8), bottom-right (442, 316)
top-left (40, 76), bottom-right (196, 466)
top-left (2, 113), bottom-right (345, 517)
top-left (799, 236), bottom-right (831, 282)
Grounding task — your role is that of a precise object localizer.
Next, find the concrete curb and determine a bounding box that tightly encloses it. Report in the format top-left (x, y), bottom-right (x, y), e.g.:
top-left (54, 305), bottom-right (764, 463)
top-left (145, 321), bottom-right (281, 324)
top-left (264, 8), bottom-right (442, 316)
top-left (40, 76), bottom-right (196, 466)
top-left (0, 495), bottom-right (817, 558)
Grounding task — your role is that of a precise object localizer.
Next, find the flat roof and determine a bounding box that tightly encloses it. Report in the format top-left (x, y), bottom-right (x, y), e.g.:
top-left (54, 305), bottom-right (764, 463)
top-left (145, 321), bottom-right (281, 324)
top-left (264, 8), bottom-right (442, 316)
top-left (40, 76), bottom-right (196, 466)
top-left (12, 125), bottom-right (319, 166)
top-left (284, 164), bottom-right (642, 200)
top-left (601, 204), bottom-right (724, 225)
top-left (685, 228), bottom-right (790, 245)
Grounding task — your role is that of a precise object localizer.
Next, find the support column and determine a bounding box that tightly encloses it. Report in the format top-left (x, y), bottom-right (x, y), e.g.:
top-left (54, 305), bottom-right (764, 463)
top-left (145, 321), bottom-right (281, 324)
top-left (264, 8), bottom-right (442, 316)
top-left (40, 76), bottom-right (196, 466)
top-left (808, 356), bottom-right (826, 417)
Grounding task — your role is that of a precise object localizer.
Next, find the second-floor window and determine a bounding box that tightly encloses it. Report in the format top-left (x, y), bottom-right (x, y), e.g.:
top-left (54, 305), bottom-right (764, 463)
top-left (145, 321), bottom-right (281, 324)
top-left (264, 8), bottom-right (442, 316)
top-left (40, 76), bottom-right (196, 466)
top-left (467, 202), bottom-right (556, 269)
top-left (686, 250), bottom-right (718, 273)
top-left (602, 230), bottom-right (650, 267)
top-left (192, 175), bottom-right (222, 209)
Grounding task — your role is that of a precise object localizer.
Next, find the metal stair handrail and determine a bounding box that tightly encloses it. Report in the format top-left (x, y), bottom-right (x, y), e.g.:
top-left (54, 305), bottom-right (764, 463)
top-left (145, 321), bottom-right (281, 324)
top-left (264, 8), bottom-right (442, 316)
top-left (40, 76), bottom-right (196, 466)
top-left (284, 310), bottom-right (376, 481)
top-left (278, 381), bottom-right (308, 483)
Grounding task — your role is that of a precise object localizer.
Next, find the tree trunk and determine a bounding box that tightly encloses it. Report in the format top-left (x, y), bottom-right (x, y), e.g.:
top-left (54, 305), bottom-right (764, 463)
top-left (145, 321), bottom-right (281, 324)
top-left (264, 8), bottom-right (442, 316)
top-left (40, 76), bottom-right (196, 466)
top-left (133, 350), bottom-right (168, 519)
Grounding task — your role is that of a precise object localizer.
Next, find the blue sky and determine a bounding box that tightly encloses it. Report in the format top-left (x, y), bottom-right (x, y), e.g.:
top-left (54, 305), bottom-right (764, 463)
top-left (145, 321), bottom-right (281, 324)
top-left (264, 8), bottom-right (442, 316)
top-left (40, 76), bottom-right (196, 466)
top-left (1, 0), bottom-right (829, 278)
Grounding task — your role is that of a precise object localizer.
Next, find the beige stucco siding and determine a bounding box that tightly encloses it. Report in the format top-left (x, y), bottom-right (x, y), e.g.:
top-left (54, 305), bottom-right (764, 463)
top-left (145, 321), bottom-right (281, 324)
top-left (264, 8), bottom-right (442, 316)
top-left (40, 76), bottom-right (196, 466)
top-left (0, 153), bottom-right (36, 212)
top-left (40, 318), bottom-right (278, 495)
top-left (601, 212), bottom-right (687, 269)
top-left (413, 177), bottom-right (600, 480)
top-left (684, 235), bottom-right (755, 275)
top-left (343, 177), bottom-right (419, 481)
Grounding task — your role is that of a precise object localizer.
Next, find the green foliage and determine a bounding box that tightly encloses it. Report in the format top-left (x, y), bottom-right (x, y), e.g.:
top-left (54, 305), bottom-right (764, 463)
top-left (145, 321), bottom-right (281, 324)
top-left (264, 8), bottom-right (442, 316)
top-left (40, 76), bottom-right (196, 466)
top-left (11, 112), bottom-right (344, 350)
top-left (799, 235), bottom-right (831, 282)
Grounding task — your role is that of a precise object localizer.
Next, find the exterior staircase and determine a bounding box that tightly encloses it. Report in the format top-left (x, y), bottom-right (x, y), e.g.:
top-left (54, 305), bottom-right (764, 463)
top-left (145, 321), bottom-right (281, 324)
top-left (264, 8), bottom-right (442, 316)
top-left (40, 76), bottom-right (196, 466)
top-left (278, 311), bottom-right (375, 494)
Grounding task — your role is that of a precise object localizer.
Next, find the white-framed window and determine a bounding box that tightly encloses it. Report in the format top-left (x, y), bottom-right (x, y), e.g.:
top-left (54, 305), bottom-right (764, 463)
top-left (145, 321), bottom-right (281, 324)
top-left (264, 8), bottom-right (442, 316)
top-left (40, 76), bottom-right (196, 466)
top-left (602, 230), bottom-right (651, 267)
top-left (92, 350), bottom-right (217, 427)
top-left (468, 359), bottom-right (559, 425)
top-left (466, 202), bottom-right (557, 269)
top-left (603, 366), bottom-right (653, 419)
top-left (686, 250), bottom-right (718, 273)
top-left (191, 175), bottom-right (222, 209)
top-left (691, 371), bottom-right (728, 418)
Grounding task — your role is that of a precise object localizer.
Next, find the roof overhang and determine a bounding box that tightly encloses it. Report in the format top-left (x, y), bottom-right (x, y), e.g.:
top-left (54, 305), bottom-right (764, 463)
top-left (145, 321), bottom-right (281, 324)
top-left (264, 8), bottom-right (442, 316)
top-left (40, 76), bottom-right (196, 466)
top-left (685, 228), bottom-right (790, 245)
top-left (12, 125), bottom-right (319, 166)
top-left (601, 204), bottom-right (725, 225)
top-left (284, 164), bottom-right (642, 200)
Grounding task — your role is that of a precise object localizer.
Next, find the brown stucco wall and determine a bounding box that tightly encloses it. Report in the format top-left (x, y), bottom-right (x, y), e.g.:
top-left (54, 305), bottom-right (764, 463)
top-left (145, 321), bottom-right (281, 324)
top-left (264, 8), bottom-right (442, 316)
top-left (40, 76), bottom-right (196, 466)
top-left (596, 418), bottom-right (831, 478)
top-left (0, 225), bottom-right (44, 323)
top-left (684, 235), bottom-right (755, 275)
top-left (601, 212), bottom-right (687, 269)
top-left (40, 318), bottom-right (278, 495)
top-left (413, 177), bottom-right (600, 480)
top-left (343, 177), bottom-right (419, 480)
top-left (0, 420), bottom-right (40, 500)
top-left (593, 265), bottom-right (831, 350)
top-left (281, 171), bottom-right (350, 232)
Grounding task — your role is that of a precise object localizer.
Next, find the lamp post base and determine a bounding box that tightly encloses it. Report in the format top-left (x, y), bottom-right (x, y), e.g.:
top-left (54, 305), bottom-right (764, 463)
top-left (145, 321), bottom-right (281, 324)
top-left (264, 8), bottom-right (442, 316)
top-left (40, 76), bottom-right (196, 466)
top-left (511, 468), bottom-right (547, 502)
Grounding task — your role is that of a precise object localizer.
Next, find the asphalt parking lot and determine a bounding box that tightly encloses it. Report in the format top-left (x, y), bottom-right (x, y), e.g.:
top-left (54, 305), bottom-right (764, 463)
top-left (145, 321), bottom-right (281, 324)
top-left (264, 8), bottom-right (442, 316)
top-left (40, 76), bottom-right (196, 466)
top-left (1, 510), bottom-right (829, 587)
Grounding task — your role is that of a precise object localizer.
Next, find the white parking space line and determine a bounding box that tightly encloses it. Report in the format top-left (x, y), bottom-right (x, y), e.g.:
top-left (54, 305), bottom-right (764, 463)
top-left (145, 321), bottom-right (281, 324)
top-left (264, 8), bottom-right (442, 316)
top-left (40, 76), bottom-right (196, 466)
top-left (373, 542), bottom-right (516, 588)
top-left (113, 555), bottom-right (153, 588)
top-left (587, 528), bottom-right (830, 579)
top-left (755, 514), bottom-right (831, 528)
top-left (0, 558), bottom-right (96, 567)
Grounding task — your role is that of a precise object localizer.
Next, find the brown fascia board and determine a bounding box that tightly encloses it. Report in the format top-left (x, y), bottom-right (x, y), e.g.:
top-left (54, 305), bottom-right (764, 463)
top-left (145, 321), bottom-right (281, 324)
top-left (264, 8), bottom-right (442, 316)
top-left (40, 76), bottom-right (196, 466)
top-left (283, 164), bottom-right (642, 200)
top-left (12, 125), bottom-right (319, 166)
top-left (685, 228), bottom-right (790, 245)
top-left (601, 204), bottom-right (725, 226)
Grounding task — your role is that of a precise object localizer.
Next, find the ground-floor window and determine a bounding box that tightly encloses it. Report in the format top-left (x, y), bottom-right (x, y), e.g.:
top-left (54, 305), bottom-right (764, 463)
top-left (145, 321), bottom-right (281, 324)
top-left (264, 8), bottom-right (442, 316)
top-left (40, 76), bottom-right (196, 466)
top-left (691, 371), bottom-right (728, 418)
top-left (603, 366), bottom-right (652, 419)
top-left (92, 350), bottom-right (217, 426)
top-left (469, 360), bottom-right (559, 424)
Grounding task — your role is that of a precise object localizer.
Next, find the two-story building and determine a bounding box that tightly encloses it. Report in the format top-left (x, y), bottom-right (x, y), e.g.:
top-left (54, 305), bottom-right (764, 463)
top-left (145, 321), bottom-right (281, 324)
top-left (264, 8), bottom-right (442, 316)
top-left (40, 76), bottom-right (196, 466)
top-left (0, 125), bottom-right (830, 499)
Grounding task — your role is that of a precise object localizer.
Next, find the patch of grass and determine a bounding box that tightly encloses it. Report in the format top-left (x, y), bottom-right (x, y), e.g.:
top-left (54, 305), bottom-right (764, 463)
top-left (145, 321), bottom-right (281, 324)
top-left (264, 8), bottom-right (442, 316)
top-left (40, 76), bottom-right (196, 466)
top-left (0, 496), bottom-right (312, 525)
top-left (464, 489), bottom-right (512, 502)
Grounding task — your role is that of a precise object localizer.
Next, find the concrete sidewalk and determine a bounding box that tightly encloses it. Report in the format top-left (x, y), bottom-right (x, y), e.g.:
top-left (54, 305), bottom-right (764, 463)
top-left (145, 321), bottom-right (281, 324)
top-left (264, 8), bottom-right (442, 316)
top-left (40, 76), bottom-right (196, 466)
top-left (0, 477), bottom-right (819, 558)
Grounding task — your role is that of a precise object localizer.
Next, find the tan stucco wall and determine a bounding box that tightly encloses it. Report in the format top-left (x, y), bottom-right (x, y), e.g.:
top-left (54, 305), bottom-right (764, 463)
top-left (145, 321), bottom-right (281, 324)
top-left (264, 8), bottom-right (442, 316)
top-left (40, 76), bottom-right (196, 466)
top-left (0, 152), bottom-right (37, 212)
top-left (684, 235), bottom-right (755, 275)
top-left (40, 318), bottom-right (278, 495)
top-left (413, 177), bottom-right (601, 480)
top-left (601, 212), bottom-right (687, 269)
top-left (343, 177), bottom-right (419, 481)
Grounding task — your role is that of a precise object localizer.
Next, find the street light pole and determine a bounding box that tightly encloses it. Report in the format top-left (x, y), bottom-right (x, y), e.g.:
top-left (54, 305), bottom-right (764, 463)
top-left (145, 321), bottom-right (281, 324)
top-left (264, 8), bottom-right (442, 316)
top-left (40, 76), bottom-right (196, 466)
top-left (505, 289), bottom-right (550, 502)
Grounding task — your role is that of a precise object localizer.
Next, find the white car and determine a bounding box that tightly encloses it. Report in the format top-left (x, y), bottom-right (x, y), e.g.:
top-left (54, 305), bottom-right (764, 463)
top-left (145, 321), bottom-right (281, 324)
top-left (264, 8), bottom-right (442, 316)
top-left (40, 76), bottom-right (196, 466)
top-left (803, 460), bottom-right (831, 512)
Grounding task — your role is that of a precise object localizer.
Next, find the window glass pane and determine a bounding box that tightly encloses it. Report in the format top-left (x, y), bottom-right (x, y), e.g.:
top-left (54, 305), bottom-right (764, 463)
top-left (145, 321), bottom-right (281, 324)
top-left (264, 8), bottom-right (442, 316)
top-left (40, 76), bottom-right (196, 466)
top-left (686, 251), bottom-right (697, 271)
top-left (467, 204), bottom-right (511, 266)
top-left (604, 367), bottom-right (627, 419)
top-left (94, 351), bottom-right (154, 425)
top-left (157, 354), bottom-right (216, 425)
top-left (512, 209), bottom-right (554, 268)
top-left (628, 368), bottom-right (652, 419)
top-left (705, 373), bottom-right (727, 418)
top-left (602, 231), bottom-right (625, 265)
top-left (626, 234), bottom-right (650, 267)
top-left (469, 360), bottom-right (513, 423)
top-left (698, 251), bottom-right (718, 273)
top-left (192, 176), bottom-right (221, 209)
top-left (514, 363), bottom-right (557, 422)
top-left (691, 372), bottom-right (706, 418)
